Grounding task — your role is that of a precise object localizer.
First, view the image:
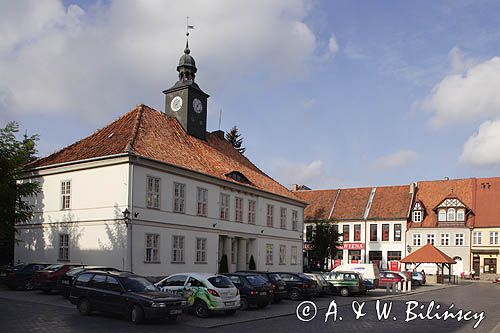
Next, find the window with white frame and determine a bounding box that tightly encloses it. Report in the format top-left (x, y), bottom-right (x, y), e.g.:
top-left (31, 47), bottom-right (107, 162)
top-left (266, 204), bottom-right (274, 227)
top-left (291, 246), bottom-right (297, 265)
top-left (438, 209), bottom-right (446, 222)
top-left (197, 187), bottom-right (208, 216)
top-left (145, 234), bottom-right (159, 263)
top-left (231, 240), bottom-right (236, 264)
top-left (457, 209), bottom-right (465, 221)
top-left (235, 197), bottom-right (243, 222)
top-left (426, 234), bottom-right (435, 245)
top-left (220, 193), bottom-right (230, 220)
top-left (447, 208), bottom-right (456, 221)
top-left (490, 232), bottom-right (499, 245)
top-left (412, 210), bottom-right (422, 223)
top-left (412, 234), bottom-right (421, 246)
top-left (248, 200), bottom-right (256, 224)
top-left (146, 176), bottom-right (160, 209)
top-left (292, 210), bottom-right (298, 231)
top-left (172, 236), bottom-right (184, 263)
top-left (266, 244), bottom-right (273, 265)
top-left (473, 231), bottom-right (482, 245)
top-left (173, 182), bottom-right (186, 213)
top-left (61, 180), bottom-right (71, 210)
top-left (280, 207), bottom-right (287, 229)
top-left (58, 234), bottom-right (69, 260)
top-left (195, 238), bottom-right (207, 263)
top-left (279, 245), bottom-right (286, 265)
top-left (455, 233), bottom-right (464, 246)
top-left (440, 233), bottom-right (449, 246)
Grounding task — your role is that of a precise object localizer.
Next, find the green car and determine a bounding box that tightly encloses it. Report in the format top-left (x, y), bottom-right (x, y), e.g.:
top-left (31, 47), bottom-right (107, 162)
top-left (323, 271), bottom-right (367, 297)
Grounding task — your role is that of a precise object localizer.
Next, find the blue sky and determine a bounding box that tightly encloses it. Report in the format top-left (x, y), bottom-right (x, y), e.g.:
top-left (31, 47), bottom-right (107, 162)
top-left (2, 0), bottom-right (500, 189)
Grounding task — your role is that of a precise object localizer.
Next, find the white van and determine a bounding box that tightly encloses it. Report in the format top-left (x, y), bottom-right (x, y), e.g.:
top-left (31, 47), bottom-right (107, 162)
top-left (333, 264), bottom-right (380, 290)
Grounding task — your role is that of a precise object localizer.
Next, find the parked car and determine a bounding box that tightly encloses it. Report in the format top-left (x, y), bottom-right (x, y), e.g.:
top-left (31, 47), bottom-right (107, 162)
top-left (323, 271), bottom-right (366, 297)
top-left (236, 270), bottom-right (287, 303)
top-left (155, 273), bottom-right (240, 318)
top-left (57, 266), bottom-right (121, 297)
top-left (333, 264), bottom-right (380, 290)
top-left (224, 273), bottom-right (272, 310)
top-left (411, 271), bottom-right (426, 286)
top-left (378, 271), bottom-right (404, 288)
top-left (0, 263), bottom-right (25, 285)
top-left (4, 263), bottom-right (52, 290)
top-left (32, 263), bottom-right (83, 293)
top-left (306, 273), bottom-right (331, 296)
top-left (276, 272), bottom-right (318, 301)
top-left (69, 270), bottom-right (186, 324)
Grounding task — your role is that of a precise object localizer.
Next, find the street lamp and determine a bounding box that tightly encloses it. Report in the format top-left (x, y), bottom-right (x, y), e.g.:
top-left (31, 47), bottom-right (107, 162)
top-left (122, 208), bottom-right (131, 226)
top-left (407, 244), bottom-right (412, 253)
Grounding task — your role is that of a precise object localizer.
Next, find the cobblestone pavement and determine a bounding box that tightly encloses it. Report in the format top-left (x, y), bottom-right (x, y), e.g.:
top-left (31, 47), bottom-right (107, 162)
top-left (0, 282), bottom-right (498, 332)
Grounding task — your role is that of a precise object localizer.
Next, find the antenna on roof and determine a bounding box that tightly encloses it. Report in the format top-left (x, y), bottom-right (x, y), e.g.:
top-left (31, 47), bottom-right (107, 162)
top-left (218, 108), bottom-right (222, 130)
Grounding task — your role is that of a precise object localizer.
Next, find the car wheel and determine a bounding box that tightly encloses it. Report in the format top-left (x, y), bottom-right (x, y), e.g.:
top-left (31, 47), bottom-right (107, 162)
top-left (340, 288), bottom-right (350, 297)
top-left (239, 297), bottom-right (249, 310)
top-left (289, 288), bottom-right (302, 301)
top-left (77, 298), bottom-right (92, 315)
top-left (24, 281), bottom-right (34, 291)
top-left (130, 304), bottom-right (145, 324)
top-left (224, 309), bottom-right (237, 315)
top-left (193, 300), bottom-right (210, 318)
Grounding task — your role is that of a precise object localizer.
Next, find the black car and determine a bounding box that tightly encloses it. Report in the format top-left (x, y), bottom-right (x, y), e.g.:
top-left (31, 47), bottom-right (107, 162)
top-left (224, 273), bottom-right (273, 310)
top-left (4, 263), bottom-right (52, 290)
top-left (236, 270), bottom-right (287, 303)
top-left (58, 266), bottom-right (121, 297)
top-left (276, 272), bottom-right (318, 301)
top-left (69, 270), bottom-right (187, 324)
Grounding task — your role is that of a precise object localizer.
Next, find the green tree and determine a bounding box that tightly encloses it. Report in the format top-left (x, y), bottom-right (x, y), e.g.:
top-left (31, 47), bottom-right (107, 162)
top-left (0, 122), bottom-right (40, 264)
top-left (248, 255), bottom-right (256, 270)
top-left (225, 126), bottom-right (246, 154)
top-left (309, 220), bottom-right (341, 271)
top-left (218, 254), bottom-right (229, 273)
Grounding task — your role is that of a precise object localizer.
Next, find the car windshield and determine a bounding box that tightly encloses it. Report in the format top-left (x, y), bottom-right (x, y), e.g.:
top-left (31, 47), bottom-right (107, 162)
top-left (67, 267), bottom-right (85, 276)
top-left (268, 273), bottom-right (281, 281)
top-left (122, 276), bottom-right (157, 292)
top-left (44, 264), bottom-right (64, 271)
top-left (208, 276), bottom-right (233, 288)
top-left (297, 273), bottom-right (312, 280)
top-left (246, 275), bottom-right (267, 286)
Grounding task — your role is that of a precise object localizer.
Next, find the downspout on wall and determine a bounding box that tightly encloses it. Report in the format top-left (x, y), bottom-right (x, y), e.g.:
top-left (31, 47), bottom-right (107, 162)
top-left (363, 188), bottom-right (377, 263)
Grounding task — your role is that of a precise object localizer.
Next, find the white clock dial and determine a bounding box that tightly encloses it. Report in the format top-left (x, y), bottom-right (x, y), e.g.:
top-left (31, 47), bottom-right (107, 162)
top-left (193, 98), bottom-right (203, 114)
top-left (170, 96), bottom-right (183, 112)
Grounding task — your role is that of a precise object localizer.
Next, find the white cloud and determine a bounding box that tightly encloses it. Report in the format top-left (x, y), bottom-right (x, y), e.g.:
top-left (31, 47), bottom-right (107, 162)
top-left (273, 159), bottom-right (325, 186)
top-left (328, 34), bottom-right (339, 56)
top-left (0, 0), bottom-right (319, 120)
top-left (374, 150), bottom-right (418, 169)
top-left (448, 47), bottom-right (476, 74)
top-left (460, 119), bottom-right (500, 167)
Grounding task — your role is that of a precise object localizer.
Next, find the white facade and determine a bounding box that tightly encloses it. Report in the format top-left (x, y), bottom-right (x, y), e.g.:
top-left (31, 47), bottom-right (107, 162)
top-left (15, 156), bottom-right (305, 277)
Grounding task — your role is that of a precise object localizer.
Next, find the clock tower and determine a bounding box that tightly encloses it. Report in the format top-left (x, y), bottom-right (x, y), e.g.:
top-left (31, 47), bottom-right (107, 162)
top-left (163, 39), bottom-right (209, 140)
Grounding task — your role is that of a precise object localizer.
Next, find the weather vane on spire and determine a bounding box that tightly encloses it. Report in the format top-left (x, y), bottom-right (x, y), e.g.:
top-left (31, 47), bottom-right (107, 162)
top-left (186, 16), bottom-right (195, 37)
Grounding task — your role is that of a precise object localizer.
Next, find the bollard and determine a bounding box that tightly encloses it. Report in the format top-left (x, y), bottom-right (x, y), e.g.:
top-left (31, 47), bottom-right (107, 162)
top-left (401, 280), bottom-right (406, 292)
top-left (407, 280), bottom-right (412, 292)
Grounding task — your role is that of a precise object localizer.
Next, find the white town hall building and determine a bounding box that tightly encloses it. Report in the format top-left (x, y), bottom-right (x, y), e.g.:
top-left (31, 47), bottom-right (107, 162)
top-left (15, 41), bottom-right (306, 277)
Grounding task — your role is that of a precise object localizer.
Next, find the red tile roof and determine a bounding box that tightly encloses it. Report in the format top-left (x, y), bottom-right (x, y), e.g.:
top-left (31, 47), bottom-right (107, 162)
top-left (332, 187), bottom-right (372, 220)
top-left (294, 189), bottom-right (338, 221)
top-left (473, 177), bottom-right (500, 228)
top-left (400, 243), bottom-right (456, 264)
top-left (367, 185), bottom-right (413, 220)
top-left (28, 105), bottom-right (303, 202)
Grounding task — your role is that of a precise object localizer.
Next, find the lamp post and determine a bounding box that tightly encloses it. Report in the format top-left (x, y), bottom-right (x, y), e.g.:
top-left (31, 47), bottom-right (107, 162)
top-left (407, 244), bottom-right (412, 253)
top-left (122, 208), bottom-right (130, 226)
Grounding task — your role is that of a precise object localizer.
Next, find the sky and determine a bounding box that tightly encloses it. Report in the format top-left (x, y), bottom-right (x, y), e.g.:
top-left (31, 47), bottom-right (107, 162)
top-left (2, 0), bottom-right (500, 189)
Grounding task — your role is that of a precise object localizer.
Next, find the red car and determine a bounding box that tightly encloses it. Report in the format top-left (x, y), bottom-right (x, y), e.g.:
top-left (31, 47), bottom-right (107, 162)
top-left (32, 263), bottom-right (83, 293)
top-left (378, 271), bottom-right (404, 288)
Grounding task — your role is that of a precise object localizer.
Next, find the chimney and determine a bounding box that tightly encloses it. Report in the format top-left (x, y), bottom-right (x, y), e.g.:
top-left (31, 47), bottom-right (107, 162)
top-left (211, 130), bottom-right (225, 140)
top-left (291, 184), bottom-right (299, 191)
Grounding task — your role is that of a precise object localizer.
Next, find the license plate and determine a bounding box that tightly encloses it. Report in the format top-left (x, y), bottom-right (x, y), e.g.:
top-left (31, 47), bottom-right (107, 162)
top-left (224, 301), bottom-right (235, 306)
top-left (62, 280), bottom-right (69, 285)
top-left (169, 309), bottom-right (182, 315)
top-left (278, 286), bottom-right (284, 290)
top-left (260, 291), bottom-right (267, 295)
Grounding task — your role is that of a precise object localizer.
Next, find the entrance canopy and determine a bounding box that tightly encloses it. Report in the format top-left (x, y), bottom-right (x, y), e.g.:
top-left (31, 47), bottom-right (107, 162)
top-left (401, 243), bottom-right (456, 264)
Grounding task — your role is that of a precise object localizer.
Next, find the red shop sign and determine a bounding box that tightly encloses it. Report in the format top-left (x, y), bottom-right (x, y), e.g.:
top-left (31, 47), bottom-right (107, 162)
top-left (336, 243), bottom-right (365, 250)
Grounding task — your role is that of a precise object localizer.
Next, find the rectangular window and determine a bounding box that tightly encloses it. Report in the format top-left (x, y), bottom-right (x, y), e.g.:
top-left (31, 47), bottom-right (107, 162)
top-left (145, 234), bottom-right (159, 263)
top-left (473, 231), bottom-right (482, 245)
top-left (267, 204), bottom-right (274, 227)
top-left (455, 233), bottom-right (464, 246)
top-left (354, 224), bottom-right (361, 241)
top-left (235, 197), bottom-right (244, 222)
top-left (146, 176), bottom-right (160, 209)
top-left (58, 234), bottom-right (69, 260)
top-left (172, 236), bottom-right (184, 263)
top-left (370, 224), bottom-right (377, 242)
top-left (280, 207), bottom-right (287, 229)
top-left (61, 180), bottom-right (71, 210)
top-left (382, 224), bottom-right (389, 241)
top-left (279, 245), bottom-right (286, 265)
top-left (291, 246), bottom-right (297, 265)
top-left (266, 244), bottom-right (273, 265)
top-left (220, 193), bottom-right (230, 220)
top-left (195, 238), bottom-right (207, 263)
top-left (292, 210), bottom-right (298, 231)
top-left (197, 187), bottom-right (208, 216)
top-left (426, 234), bottom-right (435, 245)
top-left (231, 240), bottom-right (236, 264)
top-left (412, 234), bottom-right (421, 246)
top-left (248, 200), bottom-right (256, 224)
top-left (412, 210), bottom-right (422, 222)
top-left (387, 251), bottom-right (401, 262)
top-left (490, 232), bottom-right (499, 245)
top-left (173, 182), bottom-right (185, 213)
top-left (440, 233), bottom-right (449, 246)
top-left (306, 225), bottom-right (314, 242)
top-left (394, 224), bottom-right (402, 241)
top-left (343, 225), bottom-right (350, 242)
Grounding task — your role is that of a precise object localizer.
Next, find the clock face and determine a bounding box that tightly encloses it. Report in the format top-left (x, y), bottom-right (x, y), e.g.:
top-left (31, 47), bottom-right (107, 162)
top-left (193, 98), bottom-right (203, 114)
top-left (170, 96), bottom-right (183, 112)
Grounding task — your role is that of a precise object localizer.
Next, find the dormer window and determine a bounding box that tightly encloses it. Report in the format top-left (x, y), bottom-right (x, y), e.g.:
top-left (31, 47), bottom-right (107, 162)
top-left (447, 208), bottom-right (456, 221)
top-left (225, 171), bottom-right (251, 185)
top-left (438, 209), bottom-right (446, 222)
top-left (434, 197), bottom-right (469, 223)
top-left (411, 201), bottom-right (424, 222)
top-left (457, 209), bottom-right (465, 221)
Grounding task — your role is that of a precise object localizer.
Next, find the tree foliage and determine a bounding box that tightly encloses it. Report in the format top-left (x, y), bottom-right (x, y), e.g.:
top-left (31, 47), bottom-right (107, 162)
top-left (225, 126), bottom-right (246, 154)
top-left (309, 220), bottom-right (341, 270)
top-left (0, 122), bottom-right (40, 241)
